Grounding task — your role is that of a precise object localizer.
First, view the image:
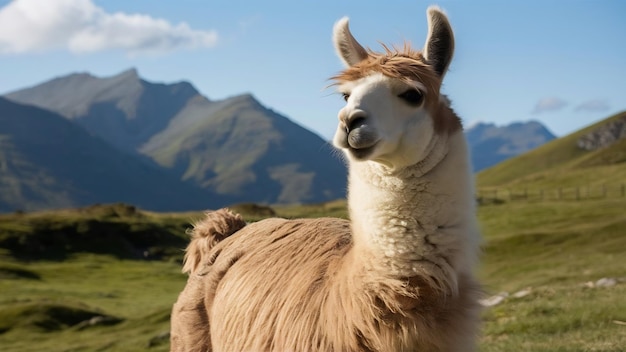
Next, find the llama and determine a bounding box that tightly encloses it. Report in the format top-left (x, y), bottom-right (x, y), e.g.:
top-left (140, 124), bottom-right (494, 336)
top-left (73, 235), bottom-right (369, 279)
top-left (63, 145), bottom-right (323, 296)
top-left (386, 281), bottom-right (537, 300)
top-left (170, 6), bottom-right (481, 352)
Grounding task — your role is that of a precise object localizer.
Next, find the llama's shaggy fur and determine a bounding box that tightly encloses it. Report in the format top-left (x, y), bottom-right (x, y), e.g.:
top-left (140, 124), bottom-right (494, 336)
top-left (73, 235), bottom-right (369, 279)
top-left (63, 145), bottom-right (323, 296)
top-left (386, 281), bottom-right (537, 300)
top-left (171, 6), bottom-right (481, 352)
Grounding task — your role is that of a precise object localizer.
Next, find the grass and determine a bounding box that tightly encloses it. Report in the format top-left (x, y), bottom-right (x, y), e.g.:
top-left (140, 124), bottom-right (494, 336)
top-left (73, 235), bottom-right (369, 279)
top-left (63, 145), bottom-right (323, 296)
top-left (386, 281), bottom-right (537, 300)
top-left (481, 285), bottom-right (626, 352)
top-left (0, 253), bottom-right (182, 352)
top-left (476, 198), bottom-right (626, 351)
top-left (0, 197), bottom-right (624, 351)
top-left (476, 197), bottom-right (626, 351)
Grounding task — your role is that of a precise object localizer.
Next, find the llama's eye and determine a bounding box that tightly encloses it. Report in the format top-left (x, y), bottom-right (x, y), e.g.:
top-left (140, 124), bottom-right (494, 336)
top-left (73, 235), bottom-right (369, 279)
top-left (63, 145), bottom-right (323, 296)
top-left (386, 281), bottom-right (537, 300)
top-left (398, 89), bottom-right (423, 106)
top-left (341, 93), bottom-right (350, 102)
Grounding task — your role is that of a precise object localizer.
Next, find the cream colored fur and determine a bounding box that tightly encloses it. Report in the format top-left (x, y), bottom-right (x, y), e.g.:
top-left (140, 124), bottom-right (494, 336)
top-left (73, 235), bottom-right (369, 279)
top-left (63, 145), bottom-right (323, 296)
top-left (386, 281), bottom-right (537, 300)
top-left (171, 6), bottom-right (481, 352)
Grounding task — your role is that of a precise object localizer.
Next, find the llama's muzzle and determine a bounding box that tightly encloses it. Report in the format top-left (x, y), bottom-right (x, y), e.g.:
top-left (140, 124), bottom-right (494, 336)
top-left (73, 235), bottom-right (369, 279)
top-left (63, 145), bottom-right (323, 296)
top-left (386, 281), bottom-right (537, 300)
top-left (347, 121), bottom-right (377, 150)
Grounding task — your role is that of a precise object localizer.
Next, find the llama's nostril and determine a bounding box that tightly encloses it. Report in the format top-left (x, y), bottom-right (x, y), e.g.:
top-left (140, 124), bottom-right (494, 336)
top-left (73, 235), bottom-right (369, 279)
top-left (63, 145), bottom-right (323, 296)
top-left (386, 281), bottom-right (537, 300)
top-left (347, 117), bottom-right (367, 133)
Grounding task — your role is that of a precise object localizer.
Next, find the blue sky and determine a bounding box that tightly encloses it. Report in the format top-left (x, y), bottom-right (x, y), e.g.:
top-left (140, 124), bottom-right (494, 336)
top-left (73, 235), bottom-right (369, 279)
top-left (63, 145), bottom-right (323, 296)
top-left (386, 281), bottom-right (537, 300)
top-left (1, 0), bottom-right (624, 140)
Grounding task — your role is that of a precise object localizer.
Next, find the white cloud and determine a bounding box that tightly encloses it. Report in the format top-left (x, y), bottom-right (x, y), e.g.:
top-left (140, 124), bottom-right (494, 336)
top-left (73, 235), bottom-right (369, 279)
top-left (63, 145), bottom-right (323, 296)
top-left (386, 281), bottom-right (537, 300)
top-left (574, 99), bottom-right (610, 113)
top-left (531, 97), bottom-right (568, 114)
top-left (0, 0), bottom-right (218, 55)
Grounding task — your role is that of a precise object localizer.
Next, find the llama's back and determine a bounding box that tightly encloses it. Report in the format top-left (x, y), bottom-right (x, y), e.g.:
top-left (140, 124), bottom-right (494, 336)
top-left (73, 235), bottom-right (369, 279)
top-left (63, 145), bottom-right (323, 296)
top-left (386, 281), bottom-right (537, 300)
top-left (171, 215), bottom-right (354, 351)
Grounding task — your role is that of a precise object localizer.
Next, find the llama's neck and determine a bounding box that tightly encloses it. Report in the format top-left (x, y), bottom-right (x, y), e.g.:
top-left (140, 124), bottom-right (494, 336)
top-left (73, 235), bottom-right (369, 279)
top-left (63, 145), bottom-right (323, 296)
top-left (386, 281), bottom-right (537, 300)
top-left (347, 132), bottom-right (478, 284)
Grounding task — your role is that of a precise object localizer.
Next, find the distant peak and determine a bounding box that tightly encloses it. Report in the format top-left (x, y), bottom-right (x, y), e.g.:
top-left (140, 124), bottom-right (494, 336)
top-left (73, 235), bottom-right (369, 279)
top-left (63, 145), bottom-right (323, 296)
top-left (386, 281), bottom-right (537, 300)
top-left (237, 92), bottom-right (256, 100)
top-left (67, 72), bottom-right (94, 78)
top-left (226, 93), bottom-right (260, 105)
top-left (468, 120), bottom-right (549, 130)
top-left (466, 121), bottom-right (493, 129)
top-left (524, 120), bottom-right (547, 128)
top-left (114, 68), bottom-right (139, 79)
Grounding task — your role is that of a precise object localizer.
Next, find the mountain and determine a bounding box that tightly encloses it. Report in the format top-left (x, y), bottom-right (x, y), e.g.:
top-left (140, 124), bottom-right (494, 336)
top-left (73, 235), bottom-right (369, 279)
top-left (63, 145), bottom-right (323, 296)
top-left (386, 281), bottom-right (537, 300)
top-left (141, 93), bottom-right (346, 203)
top-left (5, 68), bottom-right (201, 152)
top-left (0, 97), bottom-right (229, 212)
top-left (477, 111), bottom-right (626, 189)
top-left (4, 69), bottom-right (347, 205)
top-left (466, 121), bottom-right (556, 171)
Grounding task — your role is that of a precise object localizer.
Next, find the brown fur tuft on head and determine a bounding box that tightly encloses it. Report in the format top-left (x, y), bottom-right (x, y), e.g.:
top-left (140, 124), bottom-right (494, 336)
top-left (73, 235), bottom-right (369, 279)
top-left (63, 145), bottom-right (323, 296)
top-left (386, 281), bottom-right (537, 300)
top-left (330, 44), bottom-right (440, 94)
top-left (182, 208), bottom-right (246, 274)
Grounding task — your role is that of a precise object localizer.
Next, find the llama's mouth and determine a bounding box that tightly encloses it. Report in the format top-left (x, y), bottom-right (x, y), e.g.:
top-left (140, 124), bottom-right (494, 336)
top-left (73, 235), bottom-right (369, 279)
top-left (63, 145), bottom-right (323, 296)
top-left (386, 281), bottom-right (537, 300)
top-left (348, 131), bottom-right (375, 147)
top-left (348, 143), bottom-right (377, 160)
top-left (333, 123), bottom-right (379, 159)
top-left (346, 127), bottom-right (379, 158)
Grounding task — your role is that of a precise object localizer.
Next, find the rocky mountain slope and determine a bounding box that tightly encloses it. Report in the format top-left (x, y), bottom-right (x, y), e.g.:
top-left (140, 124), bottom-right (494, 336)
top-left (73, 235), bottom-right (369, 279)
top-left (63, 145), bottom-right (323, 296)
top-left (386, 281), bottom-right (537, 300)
top-left (140, 93), bottom-right (345, 203)
top-left (0, 97), bottom-right (229, 212)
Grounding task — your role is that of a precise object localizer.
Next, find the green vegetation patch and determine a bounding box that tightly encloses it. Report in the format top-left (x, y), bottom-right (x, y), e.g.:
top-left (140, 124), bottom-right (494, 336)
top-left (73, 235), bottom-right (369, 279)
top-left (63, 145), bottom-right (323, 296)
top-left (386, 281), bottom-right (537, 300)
top-left (0, 301), bottom-right (122, 333)
top-left (0, 203), bottom-right (191, 261)
top-left (0, 263), bottom-right (40, 280)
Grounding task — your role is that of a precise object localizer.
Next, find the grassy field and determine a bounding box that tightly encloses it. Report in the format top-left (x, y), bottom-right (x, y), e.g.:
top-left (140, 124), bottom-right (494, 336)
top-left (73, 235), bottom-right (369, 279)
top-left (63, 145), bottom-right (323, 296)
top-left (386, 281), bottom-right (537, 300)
top-left (477, 198), bottom-right (625, 351)
top-left (0, 197), bottom-right (624, 351)
top-left (474, 110), bottom-right (626, 351)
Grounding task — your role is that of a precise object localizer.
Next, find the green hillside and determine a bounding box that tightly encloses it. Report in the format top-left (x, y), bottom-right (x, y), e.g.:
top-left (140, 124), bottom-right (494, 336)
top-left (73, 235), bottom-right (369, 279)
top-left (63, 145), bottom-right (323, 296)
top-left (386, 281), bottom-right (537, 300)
top-left (477, 111), bottom-right (626, 190)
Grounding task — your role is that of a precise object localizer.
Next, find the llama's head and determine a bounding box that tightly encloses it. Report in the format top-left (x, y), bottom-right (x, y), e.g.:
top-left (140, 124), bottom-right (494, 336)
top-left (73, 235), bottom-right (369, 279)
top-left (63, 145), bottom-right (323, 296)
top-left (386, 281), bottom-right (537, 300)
top-left (331, 6), bottom-right (460, 170)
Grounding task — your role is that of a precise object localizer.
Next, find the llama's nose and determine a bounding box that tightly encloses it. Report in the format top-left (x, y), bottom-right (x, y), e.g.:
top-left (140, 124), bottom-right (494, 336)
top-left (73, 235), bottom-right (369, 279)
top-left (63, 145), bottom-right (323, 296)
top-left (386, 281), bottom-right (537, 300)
top-left (341, 109), bottom-right (368, 133)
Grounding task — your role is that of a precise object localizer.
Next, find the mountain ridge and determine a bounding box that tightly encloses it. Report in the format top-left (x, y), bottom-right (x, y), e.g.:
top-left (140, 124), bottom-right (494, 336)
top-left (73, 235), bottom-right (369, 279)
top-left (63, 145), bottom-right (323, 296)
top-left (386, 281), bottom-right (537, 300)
top-left (3, 69), bottom-right (347, 208)
top-left (5, 69), bottom-right (202, 151)
top-left (0, 97), bottom-right (230, 212)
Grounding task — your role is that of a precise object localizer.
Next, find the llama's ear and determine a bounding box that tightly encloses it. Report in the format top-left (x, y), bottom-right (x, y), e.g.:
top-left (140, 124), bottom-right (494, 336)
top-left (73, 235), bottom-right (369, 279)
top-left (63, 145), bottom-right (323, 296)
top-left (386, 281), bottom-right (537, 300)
top-left (423, 6), bottom-right (455, 77)
top-left (333, 17), bottom-right (368, 67)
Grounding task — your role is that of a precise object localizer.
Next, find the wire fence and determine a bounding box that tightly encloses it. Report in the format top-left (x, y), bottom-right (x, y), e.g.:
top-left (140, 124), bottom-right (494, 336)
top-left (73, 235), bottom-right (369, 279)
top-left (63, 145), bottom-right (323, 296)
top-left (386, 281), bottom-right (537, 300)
top-left (477, 184), bottom-right (626, 204)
